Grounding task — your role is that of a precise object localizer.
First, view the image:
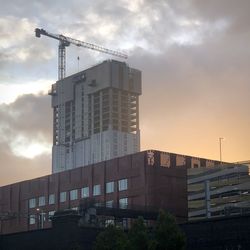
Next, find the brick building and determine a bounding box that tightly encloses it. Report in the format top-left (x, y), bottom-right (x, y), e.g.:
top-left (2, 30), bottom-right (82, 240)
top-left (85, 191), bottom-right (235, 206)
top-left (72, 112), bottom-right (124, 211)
top-left (0, 150), bottom-right (221, 234)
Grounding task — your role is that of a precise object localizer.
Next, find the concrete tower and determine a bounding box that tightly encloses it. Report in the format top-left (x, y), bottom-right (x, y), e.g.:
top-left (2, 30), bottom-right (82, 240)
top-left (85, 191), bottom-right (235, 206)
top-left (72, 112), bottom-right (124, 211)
top-left (50, 60), bottom-right (141, 173)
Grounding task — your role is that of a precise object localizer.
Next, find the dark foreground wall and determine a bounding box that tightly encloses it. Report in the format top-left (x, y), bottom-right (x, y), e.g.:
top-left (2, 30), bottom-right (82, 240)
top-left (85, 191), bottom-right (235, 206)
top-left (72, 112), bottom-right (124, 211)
top-left (0, 214), bottom-right (100, 250)
top-left (1, 214), bottom-right (250, 250)
top-left (181, 214), bottom-right (250, 250)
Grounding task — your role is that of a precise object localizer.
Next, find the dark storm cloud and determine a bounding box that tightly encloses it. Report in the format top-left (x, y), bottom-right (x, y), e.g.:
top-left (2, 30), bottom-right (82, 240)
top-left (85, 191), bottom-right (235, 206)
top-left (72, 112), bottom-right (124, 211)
top-left (0, 0), bottom-right (182, 51)
top-left (0, 94), bottom-right (52, 142)
top-left (0, 94), bottom-right (52, 186)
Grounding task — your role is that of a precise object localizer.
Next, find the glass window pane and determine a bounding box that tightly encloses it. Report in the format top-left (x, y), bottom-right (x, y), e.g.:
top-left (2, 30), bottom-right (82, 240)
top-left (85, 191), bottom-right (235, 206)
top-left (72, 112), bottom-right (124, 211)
top-left (81, 187), bottom-right (89, 198)
top-left (70, 189), bottom-right (78, 201)
top-left (106, 181), bottom-right (114, 194)
top-left (49, 194), bottom-right (55, 205)
top-left (118, 179), bottom-right (128, 191)
top-left (60, 192), bottom-right (67, 202)
top-left (93, 184), bottom-right (101, 196)
top-left (29, 198), bottom-right (36, 209)
top-left (106, 200), bottom-right (114, 208)
top-left (38, 196), bottom-right (45, 207)
top-left (119, 198), bottom-right (128, 209)
top-left (48, 211), bottom-right (55, 221)
top-left (29, 215), bottom-right (36, 225)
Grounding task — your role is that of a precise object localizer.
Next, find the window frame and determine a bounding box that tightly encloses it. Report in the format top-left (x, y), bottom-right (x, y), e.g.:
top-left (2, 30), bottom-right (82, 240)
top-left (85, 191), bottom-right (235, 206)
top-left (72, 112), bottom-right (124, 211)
top-left (106, 181), bottom-right (114, 194)
top-left (48, 211), bottom-right (55, 221)
top-left (60, 191), bottom-right (67, 203)
top-left (93, 184), bottom-right (101, 196)
top-left (29, 214), bottom-right (36, 225)
top-left (106, 200), bottom-right (114, 208)
top-left (119, 197), bottom-right (128, 209)
top-left (118, 179), bottom-right (128, 191)
top-left (70, 189), bottom-right (78, 201)
top-left (29, 198), bottom-right (36, 209)
top-left (38, 196), bottom-right (45, 207)
top-left (81, 187), bottom-right (89, 198)
top-left (48, 194), bottom-right (55, 205)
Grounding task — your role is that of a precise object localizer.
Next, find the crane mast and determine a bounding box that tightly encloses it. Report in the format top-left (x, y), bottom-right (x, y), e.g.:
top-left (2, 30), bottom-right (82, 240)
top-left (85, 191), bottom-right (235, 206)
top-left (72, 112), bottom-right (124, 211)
top-left (35, 28), bottom-right (128, 80)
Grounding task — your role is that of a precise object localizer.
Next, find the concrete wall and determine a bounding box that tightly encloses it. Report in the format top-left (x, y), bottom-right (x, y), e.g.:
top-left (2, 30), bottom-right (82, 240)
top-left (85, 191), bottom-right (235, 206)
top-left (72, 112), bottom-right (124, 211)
top-left (51, 60), bottom-right (141, 173)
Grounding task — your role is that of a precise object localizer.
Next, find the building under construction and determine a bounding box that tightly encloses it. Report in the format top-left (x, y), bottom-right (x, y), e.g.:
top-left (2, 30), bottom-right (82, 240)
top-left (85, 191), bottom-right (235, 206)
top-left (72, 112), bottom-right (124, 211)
top-left (50, 60), bottom-right (141, 173)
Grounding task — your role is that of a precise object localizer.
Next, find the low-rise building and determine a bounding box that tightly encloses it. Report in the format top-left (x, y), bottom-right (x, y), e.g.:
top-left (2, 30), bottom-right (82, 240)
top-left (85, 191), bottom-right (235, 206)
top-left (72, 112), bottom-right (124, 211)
top-left (1, 149), bottom-right (238, 234)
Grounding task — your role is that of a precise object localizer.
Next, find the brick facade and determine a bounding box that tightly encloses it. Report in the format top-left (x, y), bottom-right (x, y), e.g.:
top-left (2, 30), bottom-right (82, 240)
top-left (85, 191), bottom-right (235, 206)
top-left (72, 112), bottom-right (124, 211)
top-left (0, 150), bottom-right (220, 234)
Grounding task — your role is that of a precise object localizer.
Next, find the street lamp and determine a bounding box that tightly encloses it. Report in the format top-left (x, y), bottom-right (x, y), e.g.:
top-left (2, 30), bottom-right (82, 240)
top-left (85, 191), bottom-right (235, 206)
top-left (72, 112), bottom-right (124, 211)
top-left (219, 137), bottom-right (224, 164)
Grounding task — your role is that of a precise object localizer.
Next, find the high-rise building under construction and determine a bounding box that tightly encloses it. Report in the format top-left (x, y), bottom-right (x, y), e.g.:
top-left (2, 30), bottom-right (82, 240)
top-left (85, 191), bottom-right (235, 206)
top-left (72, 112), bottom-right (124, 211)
top-left (50, 60), bottom-right (141, 173)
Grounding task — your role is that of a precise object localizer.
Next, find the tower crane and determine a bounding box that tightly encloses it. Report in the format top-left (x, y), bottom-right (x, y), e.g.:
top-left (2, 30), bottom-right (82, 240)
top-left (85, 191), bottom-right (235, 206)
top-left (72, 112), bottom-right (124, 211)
top-left (35, 28), bottom-right (128, 80)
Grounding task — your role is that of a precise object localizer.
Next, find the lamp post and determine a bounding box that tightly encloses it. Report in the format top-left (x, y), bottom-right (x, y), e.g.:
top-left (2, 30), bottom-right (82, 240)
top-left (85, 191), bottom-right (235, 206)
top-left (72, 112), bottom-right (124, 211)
top-left (219, 137), bottom-right (224, 164)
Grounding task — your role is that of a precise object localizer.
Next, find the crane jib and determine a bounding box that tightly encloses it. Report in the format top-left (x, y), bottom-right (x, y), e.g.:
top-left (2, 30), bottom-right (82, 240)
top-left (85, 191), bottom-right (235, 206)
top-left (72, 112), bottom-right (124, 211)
top-left (35, 28), bottom-right (128, 80)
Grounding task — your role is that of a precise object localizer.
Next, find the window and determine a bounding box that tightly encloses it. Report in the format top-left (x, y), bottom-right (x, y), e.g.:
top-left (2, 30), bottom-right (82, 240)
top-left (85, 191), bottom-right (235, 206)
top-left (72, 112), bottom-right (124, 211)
top-left (93, 184), bottom-right (101, 196)
top-left (81, 187), bottom-right (89, 198)
top-left (118, 179), bottom-right (128, 191)
top-left (49, 194), bottom-right (55, 205)
top-left (29, 198), bottom-right (36, 209)
top-left (105, 219), bottom-right (114, 227)
top-left (29, 215), bottom-right (36, 225)
top-left (70, 189), bottom-right (78, 201)
top-left (38, 196), bottom-right (45, 207)
top-left (106, 181), bottom-right (114, 194)
top-left (106, 200), bottom-right (114, 208)
top-left (60, 191), bottom-right (67, 202)
top-left (119, 198), bottom-right (128, 209)
top-left (48, 211), bottom-right (55, 221)
top-left (193, 164), bottom-right (199, 168)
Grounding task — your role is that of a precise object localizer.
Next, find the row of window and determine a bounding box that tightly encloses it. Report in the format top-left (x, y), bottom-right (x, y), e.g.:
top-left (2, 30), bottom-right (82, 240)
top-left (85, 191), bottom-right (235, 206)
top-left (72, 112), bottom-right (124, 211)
top-left (29, 179), bottom-right (128, 208)
top-left (29, 197), bottom-right (129, 225)
top-left (29, 211), bottom-right (55, 225)
top-left (29, 194), bottom-right (56, 208)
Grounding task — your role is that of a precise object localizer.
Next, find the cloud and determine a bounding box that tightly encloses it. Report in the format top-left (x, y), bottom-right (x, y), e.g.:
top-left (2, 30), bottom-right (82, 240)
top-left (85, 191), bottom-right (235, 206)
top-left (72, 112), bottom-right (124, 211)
top-left (0, 0), bottom-right (249, 187)
top-left (0, 79), bottom-right (53, 104)
top-left (0, 93), bottom-right (52, 186)
top-left (0, 141), bottom-right (51, 186)
top-left (0, 94), bottom-right (52, 159)
top-left (132, 19), bottom-right (250, 162)
top-left (0, 16), bottom-right (55, 63)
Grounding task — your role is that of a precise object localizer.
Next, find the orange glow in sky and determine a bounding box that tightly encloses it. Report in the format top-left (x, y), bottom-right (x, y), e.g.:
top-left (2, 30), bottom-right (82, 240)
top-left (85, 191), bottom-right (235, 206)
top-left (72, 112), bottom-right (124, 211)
top-left (0, 0), bottom-right (249, 186)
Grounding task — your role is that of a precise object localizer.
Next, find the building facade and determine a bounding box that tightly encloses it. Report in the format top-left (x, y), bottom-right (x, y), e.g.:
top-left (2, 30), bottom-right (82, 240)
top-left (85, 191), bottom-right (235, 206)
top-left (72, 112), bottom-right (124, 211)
top-left (50, 60), bottom-right (141, 173)
top-left (0, 150), bottom-right (224, 235)
top-left (188, 164), bottom-right (250, 220)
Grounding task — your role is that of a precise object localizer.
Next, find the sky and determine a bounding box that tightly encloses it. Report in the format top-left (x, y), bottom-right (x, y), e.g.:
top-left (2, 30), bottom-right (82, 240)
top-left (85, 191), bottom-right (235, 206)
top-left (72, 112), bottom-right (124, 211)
top-left (0, 0), bottom-right (249, 186)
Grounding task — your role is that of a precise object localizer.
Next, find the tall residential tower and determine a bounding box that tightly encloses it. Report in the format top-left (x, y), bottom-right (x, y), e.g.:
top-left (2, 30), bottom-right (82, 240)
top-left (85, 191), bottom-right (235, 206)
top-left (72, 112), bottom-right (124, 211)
top-left (50, 60), bottom-right (141, 173)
